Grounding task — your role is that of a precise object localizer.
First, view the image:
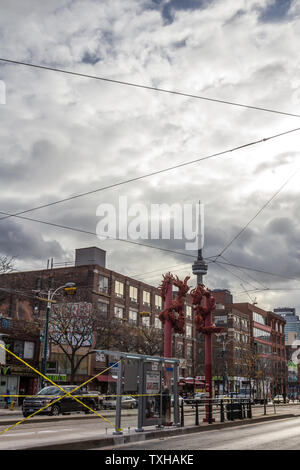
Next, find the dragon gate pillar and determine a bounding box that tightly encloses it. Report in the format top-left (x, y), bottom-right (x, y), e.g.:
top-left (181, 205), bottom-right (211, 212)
top-left (203, 301), bottom-right (214, 423)
top-left (163, 277), bottom-right (173, 359)
top-left (159, 273), bottom-right (190, 425)
top-left (191, 284), bottom-right (223, 423)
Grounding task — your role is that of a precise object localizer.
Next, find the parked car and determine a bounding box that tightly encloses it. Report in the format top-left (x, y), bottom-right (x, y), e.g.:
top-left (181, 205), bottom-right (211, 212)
top-left (103, 395), bottom-right (137, 409)
top-left (185, 393), bottom-right (206, 405)
top-left (171, 394), bottom-right (184, 407)
top-left (22, 385), bottom-right (99, 417)
top-left (273, 395), bottom-right (289, 404)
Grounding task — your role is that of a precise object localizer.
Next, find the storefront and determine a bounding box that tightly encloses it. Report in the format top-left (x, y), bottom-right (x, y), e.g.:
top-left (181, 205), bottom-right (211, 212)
top-left (96, 374), bottom-right (117, 394)
top-left (0, 364), bottom-right (38, 405)
top-left (179, 377), bottom-right (205, 395)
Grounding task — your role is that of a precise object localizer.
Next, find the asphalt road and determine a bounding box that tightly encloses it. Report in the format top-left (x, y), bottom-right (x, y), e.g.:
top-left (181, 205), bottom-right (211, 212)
top-left (0, 404), bottom-right (299, 450)
top-left (102, 416), bottom-right (300, 450)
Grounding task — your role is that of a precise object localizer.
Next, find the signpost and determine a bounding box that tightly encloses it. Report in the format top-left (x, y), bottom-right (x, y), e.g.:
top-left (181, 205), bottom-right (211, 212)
top-left (94, 349), bottom-right (180, 434)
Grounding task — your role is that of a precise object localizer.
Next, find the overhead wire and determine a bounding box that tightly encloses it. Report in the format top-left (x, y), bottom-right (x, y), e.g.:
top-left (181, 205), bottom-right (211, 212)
top-left (1, 126), bottom-right (299, 224)
top-left (1, 57), bottom-right (300, 118)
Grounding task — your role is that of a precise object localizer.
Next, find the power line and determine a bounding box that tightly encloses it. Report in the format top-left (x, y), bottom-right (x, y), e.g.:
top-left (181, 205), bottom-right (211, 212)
top-left (1, 57), bottom-right (300, 119)
top-left (214, 259), bottom-right (299, 282)
top-left (0, 209), bottom-right (199, 260)
top-left (2, 205), bottom-right (298, 285)
top-left (213, 166), bottom-right (300, 262)
top-left (1, 126), bottom-right (300, 224)
top-left (219, 254), bottom-right (269, 291)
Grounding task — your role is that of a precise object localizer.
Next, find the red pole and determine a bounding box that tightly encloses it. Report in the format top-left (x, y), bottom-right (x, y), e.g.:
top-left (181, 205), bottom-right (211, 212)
top-left (203, 304), bottom-right (215, 422)
top-left (164, 280), bottom-right (173, 358)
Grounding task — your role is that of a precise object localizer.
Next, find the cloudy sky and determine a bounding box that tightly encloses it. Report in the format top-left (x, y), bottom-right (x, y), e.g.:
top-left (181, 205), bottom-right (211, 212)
top-left (0, 0), bottom-right (300, 312)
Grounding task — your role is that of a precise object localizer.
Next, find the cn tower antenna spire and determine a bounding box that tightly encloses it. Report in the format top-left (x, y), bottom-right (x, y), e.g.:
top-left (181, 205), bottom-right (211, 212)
top-left (192, 200), bottom-right (208, 285)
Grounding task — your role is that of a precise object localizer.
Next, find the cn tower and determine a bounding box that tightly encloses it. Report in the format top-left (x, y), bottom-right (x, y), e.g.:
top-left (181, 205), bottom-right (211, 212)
top-left (192, 201), bottom-right (208, 284)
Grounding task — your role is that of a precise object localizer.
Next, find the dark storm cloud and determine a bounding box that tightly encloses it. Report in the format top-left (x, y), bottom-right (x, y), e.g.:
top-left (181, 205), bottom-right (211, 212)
top-left (0, 219), bottom-right (65, 261)
top-left (257, 0), bottom-right (293, 23)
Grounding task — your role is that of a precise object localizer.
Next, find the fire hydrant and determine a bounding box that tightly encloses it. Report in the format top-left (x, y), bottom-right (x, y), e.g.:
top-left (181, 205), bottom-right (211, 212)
top-left (10, 400), bottom-right (15, 411)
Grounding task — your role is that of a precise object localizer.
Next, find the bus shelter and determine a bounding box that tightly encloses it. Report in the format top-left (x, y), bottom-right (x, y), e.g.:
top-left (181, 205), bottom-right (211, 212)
top-left (93, 350), bottom-right (180, 434)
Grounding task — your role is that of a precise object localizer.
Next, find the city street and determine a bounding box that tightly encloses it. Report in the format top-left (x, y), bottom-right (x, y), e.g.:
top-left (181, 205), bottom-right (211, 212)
top-left (0, 403), bottom-right (300, 449)
top-left (103, 417), bottom-right (300, 450)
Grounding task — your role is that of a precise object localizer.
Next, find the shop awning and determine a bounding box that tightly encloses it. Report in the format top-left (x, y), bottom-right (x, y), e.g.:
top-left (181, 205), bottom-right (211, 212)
top-left (181, 378), bottom-right (204, 385)
top-left (97, 375), bottom-right (117, 383)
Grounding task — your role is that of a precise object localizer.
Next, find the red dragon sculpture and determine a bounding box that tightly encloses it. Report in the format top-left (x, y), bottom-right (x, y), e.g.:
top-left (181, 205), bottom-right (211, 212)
top-left (190, 284), bottom-right (223, 335)
top-left (158, 273), bottom-right (191, 334)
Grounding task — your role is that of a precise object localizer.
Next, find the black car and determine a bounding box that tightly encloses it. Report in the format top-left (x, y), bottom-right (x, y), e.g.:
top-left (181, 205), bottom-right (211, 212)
top-left (22, 385), bottom-right (98, 417)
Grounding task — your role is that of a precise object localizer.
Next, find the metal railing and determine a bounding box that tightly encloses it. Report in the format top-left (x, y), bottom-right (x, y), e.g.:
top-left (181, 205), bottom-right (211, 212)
top-left (177, 397), bottom-right (300, 427)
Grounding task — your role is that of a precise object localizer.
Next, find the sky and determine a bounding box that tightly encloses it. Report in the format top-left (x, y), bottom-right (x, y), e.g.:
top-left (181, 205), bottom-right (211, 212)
top-left (0, 0), bottom-right (300, 312)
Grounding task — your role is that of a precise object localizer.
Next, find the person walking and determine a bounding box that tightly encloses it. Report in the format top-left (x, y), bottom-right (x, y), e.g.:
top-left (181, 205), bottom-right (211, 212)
top-left (5, 389), bottom-right (11, 409)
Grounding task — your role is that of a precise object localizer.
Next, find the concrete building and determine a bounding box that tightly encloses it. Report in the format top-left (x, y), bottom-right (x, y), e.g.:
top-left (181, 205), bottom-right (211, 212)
top-left (273, 307), bottom-right (300, 342)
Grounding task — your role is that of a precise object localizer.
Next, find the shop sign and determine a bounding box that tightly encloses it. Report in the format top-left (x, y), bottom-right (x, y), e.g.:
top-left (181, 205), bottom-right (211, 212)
top-left (46, 374), bottom-right (67, 382)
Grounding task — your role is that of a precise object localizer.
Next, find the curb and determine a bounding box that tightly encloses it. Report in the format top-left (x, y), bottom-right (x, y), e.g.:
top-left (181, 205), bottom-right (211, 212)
top-left (11, 413), bottom-right (298, 450)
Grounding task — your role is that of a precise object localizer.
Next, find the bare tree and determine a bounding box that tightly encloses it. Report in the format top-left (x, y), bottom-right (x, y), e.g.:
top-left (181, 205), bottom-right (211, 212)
top-left (94, 319), bottom-right (163, 356)
top-left (0, 255), bottom-right (16, 274)
top-left (47, 302), bottom-right (98, 382)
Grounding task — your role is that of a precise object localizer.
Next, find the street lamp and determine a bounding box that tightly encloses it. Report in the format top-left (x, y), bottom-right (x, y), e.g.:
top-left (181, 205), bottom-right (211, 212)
top-left (216, 333), bottom-right (233, 394)
top-left (40, 282), bottom-right (76, 388)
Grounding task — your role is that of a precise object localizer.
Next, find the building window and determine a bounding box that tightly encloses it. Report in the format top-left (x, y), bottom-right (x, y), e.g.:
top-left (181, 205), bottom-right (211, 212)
top-left (142, 316), bottom-right (150, 328)
top-left (129, 286), bottom-right (138, 302)
top-left (154, 295), bottom-right (162, 309)
top-left (115, 280), bottom-right (124, 298)
top-left (24, 341), bottom-right (35, 359)
top-left (176, 342), bottom-right (183, 358)
top-left (187, 345), bottom-right (193, 360)
top-left (0, 317), bottom-right (10, 328)
top-left (129, 310), bottom-right (137, 325)
top-left (13, 340), bottom-right (24, 358)
top-left (253, 312), bottom-right (266, 325)
top-left (154, 317), bottom-right (162, 329)
top-left (186, 305), bottom-right (192, 319)
top-left (114, 306), bottom-right (124, 319)
top-left (253, 327), bottom-right (271, 342)
top-left (186, 325), bottom-right (192, 338)
top-left (98, 301), bottom-right (109, 319)
top-left (98, 275), bottom-right (109, 294)
top-left (143, 291), bottom-right (151, 306)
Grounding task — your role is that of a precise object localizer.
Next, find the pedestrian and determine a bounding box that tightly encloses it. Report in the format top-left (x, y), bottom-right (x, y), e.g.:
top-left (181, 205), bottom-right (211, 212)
top-left (5, 389), bottom-right (11, 409)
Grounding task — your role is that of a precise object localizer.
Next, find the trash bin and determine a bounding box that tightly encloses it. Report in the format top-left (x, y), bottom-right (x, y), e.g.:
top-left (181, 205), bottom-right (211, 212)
top-left (226, 402), bottom-right (242, 420)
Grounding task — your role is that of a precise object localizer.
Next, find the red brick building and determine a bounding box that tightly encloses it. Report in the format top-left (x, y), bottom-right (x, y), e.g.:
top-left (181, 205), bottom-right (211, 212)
top-left (0, 247), bottom-right (196, 394)
top-left (212, 290), bottom-right (287, 399)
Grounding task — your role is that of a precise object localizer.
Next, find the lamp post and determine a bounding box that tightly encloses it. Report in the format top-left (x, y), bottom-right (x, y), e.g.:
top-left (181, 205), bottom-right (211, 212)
top-left (40, 282), bottom-right (76, 388)
top-left (216, 334), bottom-right (233, 394)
